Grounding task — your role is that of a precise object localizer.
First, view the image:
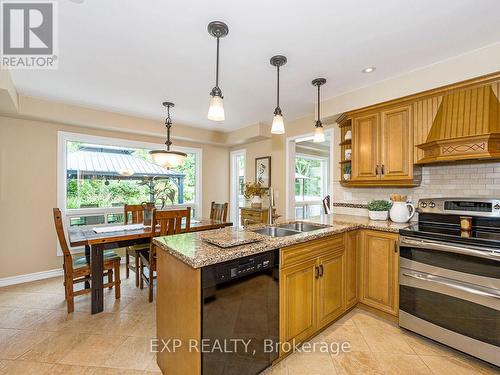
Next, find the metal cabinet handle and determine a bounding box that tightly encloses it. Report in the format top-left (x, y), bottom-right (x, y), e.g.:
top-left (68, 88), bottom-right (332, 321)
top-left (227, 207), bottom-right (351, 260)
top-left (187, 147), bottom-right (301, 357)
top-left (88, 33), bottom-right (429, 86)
top-left (381, 164), bottom-right (385, 175)
top-left (319, 264), bottom-right (324, 277)
top-left (400, 236), bottom-right (500, 261)
top-left (375, 165), bottom-right (379, 175)
top-left (315, 266), bottom-right (319, 279)
top-left (402, 271), bottom-right (500, 300)
top-left (394, 242), bottom-right (398, 253)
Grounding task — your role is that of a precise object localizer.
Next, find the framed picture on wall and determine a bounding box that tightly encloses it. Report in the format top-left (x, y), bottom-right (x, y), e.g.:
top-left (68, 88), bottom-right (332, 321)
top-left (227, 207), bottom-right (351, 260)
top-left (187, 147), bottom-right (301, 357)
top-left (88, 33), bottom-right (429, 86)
top-left (255, 156), bottom-right (271, 188)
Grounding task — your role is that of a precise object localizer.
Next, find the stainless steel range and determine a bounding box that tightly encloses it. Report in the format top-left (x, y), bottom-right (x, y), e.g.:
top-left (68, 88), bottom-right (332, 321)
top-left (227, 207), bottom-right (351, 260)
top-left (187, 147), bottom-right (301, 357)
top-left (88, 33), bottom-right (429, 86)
top-left (399, 198), bottom-right (500, 366)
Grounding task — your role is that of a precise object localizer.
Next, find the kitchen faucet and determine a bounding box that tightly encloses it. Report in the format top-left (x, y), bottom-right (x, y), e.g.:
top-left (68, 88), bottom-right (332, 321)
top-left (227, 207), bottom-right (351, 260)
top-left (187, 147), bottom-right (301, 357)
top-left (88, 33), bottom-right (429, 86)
top-left (267, 187), bottom-right (281, 225)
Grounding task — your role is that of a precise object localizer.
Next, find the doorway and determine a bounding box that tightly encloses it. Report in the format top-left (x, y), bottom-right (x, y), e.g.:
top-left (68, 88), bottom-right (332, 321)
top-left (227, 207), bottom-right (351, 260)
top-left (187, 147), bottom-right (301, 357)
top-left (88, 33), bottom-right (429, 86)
top-left (230, 149), bottom-right (246, 226)
top-left (285, 129), bottom-right (333, 219)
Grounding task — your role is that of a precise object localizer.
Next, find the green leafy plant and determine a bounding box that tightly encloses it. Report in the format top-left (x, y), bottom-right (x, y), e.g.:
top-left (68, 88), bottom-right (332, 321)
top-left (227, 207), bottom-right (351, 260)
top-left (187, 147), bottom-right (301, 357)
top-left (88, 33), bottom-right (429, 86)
top-left (367, 199), bottom-right (392, 211)
top-left (343, 163), bottom-right (351, 174)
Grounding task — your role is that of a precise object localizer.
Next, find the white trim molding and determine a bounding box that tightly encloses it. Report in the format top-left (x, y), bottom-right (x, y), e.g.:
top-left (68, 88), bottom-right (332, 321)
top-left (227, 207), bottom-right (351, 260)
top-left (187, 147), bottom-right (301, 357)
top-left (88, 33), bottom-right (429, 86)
top-left (230, 149), bottom-right (246, 226)
top-left (285, 128), bottom-right (334, 219)
top-left (0, 268), bottom-right (64, 288)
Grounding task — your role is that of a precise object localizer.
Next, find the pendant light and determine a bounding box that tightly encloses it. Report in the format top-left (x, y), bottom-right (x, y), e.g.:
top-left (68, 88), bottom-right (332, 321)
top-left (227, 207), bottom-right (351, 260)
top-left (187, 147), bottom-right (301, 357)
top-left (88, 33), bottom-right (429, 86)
top-left (150, 102), bottom-right (187, 169)
top-left (270, 55), bottom-right (287, 134)
top-left (207, 21), bottom-right (229, 121)
top-left (312, 78), bottom-right (326, 143)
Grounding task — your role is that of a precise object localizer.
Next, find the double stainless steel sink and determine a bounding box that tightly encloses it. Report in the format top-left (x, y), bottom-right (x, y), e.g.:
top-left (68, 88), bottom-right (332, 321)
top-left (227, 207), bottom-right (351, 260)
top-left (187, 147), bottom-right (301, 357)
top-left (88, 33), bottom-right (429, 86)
top-left (251, 222), bottom-right (327, 238)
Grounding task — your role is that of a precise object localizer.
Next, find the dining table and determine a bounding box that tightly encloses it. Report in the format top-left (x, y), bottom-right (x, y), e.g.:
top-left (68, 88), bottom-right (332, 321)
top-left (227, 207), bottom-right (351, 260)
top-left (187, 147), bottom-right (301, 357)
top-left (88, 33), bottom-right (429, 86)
top-left (68, 217), bottom-right (232, 314)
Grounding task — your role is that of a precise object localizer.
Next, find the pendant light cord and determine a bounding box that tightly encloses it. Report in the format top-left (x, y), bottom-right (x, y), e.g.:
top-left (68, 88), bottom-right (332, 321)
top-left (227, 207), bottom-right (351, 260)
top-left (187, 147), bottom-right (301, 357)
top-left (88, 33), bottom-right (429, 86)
top-left (317, 84), bottom-right (321, 125)
top-left (276, 65), bottom-right (280, 108)
top-left (215, 37), bottom-right (220, 88)
top-left (165, 105), bottom-right (172, 150)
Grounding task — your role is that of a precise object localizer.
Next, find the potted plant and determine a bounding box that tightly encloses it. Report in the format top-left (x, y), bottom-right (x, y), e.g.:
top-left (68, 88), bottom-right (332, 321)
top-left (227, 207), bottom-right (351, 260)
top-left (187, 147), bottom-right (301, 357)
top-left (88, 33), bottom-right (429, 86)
top-left (244, 182), bottom-right (266, 208)
top-left (367, 200), bottom-right (392, 221)
top-left (343, 163), bottom-right (351, 181)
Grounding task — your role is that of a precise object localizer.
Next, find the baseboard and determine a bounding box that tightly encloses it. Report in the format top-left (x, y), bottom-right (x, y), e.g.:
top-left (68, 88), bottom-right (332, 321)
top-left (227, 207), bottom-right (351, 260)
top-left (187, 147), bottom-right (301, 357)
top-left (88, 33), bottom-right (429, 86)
top-left (0, 254), bottom-right (131, 289)
top-left (0, 258), bottom-right (128, 288)
top-left (0, 268), bottom-right (64, 288)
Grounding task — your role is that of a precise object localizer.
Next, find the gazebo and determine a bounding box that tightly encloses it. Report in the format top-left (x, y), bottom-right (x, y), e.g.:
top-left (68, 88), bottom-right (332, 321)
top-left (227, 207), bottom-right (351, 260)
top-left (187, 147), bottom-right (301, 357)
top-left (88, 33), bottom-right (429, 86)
top-left (66, 145), bottom-right (186, 203)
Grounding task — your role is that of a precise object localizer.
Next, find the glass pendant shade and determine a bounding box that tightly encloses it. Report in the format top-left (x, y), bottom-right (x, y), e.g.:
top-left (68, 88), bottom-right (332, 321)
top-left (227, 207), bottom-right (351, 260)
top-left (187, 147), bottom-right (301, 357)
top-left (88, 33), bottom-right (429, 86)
top-left (313, 125), bottom-right (325, 143)
top-left (207, 95), bottom-right (225, 121)
top-left (271, 114), bottom-right (285, 134)
top-left (150, 150), bottom-right (186, 169)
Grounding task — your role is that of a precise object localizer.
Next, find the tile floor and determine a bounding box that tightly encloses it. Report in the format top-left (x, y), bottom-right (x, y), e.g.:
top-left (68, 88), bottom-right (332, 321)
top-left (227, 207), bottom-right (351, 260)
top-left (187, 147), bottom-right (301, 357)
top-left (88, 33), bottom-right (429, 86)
top-left (0, 268), bottom-right (498, 375)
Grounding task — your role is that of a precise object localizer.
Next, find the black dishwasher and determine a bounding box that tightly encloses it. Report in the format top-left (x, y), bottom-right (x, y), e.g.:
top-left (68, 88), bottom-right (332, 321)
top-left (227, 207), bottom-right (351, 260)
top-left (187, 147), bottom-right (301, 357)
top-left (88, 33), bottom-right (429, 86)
top-left (201, 250), bottom-right (279, 375)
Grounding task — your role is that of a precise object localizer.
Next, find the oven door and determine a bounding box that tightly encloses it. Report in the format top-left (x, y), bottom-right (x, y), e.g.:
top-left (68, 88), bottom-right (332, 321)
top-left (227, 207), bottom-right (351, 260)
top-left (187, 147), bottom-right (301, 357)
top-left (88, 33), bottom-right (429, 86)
top-left (399, 236), bottom-right (500, 366)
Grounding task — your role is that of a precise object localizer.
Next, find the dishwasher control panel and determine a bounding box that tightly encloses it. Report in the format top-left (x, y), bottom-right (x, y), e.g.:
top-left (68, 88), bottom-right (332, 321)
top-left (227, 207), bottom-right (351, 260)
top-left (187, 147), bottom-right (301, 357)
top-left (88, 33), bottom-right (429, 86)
top-left (216, 251), bottom-right (277, 283)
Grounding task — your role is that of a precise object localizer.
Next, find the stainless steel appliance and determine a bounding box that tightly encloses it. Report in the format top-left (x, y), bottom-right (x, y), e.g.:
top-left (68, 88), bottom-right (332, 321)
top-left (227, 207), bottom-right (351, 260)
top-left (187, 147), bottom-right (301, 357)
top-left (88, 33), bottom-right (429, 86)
top-left (399, 198), bottom-right (500, 366)
top-left (201, 250), bottom-right (279, 374)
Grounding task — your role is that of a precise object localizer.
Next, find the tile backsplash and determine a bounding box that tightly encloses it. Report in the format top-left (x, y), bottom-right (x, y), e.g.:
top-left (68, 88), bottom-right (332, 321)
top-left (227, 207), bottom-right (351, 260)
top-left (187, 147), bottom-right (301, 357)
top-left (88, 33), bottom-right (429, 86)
top-left (333, 161), bottom-right (500, 215)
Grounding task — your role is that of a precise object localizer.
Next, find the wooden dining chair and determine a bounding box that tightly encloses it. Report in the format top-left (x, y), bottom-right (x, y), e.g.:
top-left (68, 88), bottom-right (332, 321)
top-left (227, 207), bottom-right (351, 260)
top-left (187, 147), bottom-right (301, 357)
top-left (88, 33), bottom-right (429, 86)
top-left (53, 208), bottom-right (121, 313)
top-left (124, 203), bottom-right (155, 287)
top-left (210, 201), bottom-right (228, 222)
top-left (139, 208), bottom-right (191, 302)
top-left (323, 195), bottom-right (331, 214)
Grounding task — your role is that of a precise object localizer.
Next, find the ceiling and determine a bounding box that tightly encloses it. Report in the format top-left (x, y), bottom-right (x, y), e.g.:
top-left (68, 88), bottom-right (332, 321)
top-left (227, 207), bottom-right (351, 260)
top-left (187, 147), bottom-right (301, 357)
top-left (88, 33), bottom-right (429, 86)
top-left (10, 0), bottom-right (500, 131)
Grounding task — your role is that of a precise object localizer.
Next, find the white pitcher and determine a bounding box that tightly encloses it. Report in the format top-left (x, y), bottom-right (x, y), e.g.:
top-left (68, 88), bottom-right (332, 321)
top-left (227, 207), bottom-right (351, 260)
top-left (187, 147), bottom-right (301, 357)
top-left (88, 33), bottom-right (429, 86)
top-left (389, 201), bottom-right (415, 223)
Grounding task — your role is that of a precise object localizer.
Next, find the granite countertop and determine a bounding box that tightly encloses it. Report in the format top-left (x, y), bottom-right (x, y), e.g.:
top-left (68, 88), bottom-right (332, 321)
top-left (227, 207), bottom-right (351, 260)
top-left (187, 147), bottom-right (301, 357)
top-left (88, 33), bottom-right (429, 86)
top-left (153, 214), bottom-right (412, 269)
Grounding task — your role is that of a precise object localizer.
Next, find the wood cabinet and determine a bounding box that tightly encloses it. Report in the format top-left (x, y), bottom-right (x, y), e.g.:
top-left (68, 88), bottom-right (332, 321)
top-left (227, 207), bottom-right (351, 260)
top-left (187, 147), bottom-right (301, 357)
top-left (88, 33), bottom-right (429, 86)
top-left (352, 113), bottom-right (379, 181)
top-left (317, 250), bottom-right (344, 329)
top-left (280, 235), bottom-right (345, 352)
top-left (359, 230), bottom-right (399, 316)
top-left (380, 106), bottom-right (412, 180)
top-left (344, 230), bottom-right (359, 309)
top-left (346, 105), bottom-right (420, 186)
top-left (280, 259), bottom-right (317, 345)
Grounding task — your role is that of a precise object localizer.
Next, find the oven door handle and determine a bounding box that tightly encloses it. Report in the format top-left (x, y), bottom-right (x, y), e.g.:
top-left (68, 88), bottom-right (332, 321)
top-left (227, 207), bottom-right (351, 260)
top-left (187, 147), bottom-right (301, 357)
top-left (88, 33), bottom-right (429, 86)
top-left (400, 237), bottom-right (500, 261)
top-left (402, 272), bottom-right (500, 300)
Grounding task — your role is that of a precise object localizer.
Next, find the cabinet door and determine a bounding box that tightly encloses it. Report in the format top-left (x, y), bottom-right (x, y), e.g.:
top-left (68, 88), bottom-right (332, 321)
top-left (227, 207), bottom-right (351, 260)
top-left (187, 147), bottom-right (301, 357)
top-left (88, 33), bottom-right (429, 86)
top-left (352, 113), bottom-right (379, 180)
top-left (380, 106), bottom-right (412, 180)
top-left (280, 259), bottom-right (317, 350)
top-left (317, 250), bottom-right (345, 329)
top-left (344, 230), bottom-right (359, 309)
top-left (360, 230), bottom-right (399, 316)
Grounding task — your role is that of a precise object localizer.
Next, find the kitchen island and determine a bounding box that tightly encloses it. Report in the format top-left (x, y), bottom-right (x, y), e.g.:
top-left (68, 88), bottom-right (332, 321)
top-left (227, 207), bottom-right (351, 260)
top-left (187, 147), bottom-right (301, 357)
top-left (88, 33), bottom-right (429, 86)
top-left (153, 214), bottom-right (410, 375)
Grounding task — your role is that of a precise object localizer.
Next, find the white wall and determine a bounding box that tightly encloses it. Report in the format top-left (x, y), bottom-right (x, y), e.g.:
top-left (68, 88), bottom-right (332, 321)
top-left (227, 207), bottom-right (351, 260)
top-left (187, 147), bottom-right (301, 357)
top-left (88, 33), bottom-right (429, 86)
top-left (321, 42), bottom-right (500, 117)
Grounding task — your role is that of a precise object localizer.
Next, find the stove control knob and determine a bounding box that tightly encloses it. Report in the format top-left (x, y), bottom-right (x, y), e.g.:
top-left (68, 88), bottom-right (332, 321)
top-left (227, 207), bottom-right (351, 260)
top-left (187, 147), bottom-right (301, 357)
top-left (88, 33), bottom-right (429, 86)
top-left (429, 201), bottom-right (436, 208)
top-left (494, 204), bottom-right (500, 210)
top-left (420, 202), bottom-right (427, 208)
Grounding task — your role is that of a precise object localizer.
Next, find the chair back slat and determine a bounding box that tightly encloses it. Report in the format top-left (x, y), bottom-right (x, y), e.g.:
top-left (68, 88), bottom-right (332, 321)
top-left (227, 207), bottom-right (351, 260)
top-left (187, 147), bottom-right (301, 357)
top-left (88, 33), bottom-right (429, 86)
top-left (152, 208), bottom-right (191, 238)
top-left (52, 208), bottom-right (73, 273)
top-left (210, 201), bottom-right (228, 222)
top-left (124, 203), bottom-right (154, 224)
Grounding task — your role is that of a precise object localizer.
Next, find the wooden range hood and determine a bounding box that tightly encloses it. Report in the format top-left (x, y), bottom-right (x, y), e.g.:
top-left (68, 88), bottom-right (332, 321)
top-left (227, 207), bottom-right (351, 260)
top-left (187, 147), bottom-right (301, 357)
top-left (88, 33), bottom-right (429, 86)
top-left (417, 85), bottom-right (500, 164)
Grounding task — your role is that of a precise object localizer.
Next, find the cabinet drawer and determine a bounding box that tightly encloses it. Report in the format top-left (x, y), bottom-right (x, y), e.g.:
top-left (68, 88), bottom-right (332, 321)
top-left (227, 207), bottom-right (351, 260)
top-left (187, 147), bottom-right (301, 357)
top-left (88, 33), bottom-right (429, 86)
top-left (281, 235), bottom-right (344, 268)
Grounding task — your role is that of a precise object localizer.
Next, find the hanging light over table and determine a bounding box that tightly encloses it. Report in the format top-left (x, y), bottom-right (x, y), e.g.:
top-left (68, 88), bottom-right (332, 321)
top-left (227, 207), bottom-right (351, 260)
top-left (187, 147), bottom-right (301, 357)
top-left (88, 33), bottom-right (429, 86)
top-left (270, 55), bottom-right (287, 134)
top-left (150, 102), bottom-right (187, 169)
top-left (312, 78), bottom-right (326, 143)
top-left (207, 21), bottom-right (229, 122)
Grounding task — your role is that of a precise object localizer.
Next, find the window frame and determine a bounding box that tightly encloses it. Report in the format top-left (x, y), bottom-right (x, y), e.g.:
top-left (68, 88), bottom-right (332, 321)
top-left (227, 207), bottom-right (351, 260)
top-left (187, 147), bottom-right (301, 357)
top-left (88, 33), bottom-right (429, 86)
top-left (294, 153), bottom-right (329, 219)
top-left (57, 131), bottom-right (202, 253)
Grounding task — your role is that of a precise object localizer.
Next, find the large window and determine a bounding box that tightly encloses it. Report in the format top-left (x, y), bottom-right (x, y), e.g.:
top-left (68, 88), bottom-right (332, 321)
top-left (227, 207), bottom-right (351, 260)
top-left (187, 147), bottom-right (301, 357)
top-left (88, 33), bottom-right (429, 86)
top-left (58, 132), bottom-right (202, 234)
top-left (294, 154), bottom-right (328, 219)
